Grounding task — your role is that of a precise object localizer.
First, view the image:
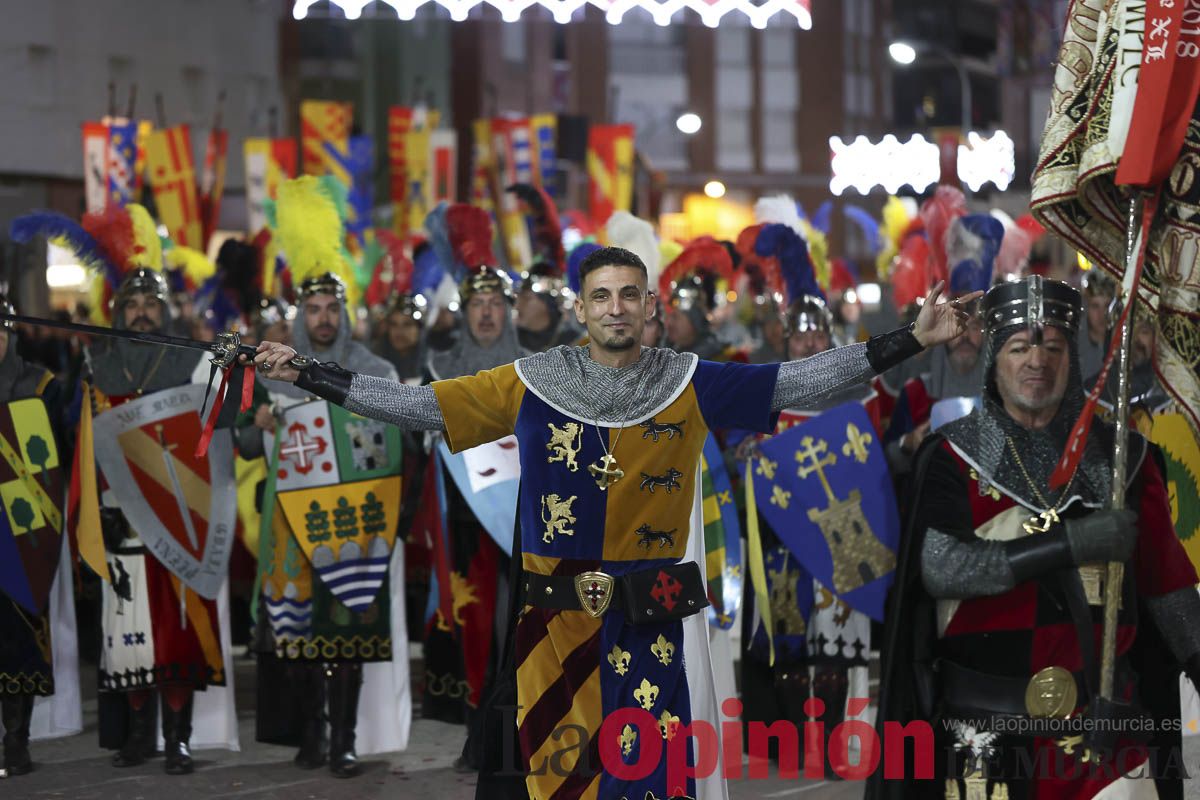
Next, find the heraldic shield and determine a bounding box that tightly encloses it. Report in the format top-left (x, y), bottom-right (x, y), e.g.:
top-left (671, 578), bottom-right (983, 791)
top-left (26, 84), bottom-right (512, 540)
top-left (93, 384), bottom-right (237, 600)
top-left (0, 397), bottom-right (63, 614)
top-left (267, 400), bottom-right (403, 617)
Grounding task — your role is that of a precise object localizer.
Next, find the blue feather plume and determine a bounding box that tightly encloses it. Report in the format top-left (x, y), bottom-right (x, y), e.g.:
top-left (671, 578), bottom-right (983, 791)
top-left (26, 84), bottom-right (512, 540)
top-left (843, 204), bottom-right (883, 255)
top-left (10, 212), bottom-right (123, 290)
top-left (755, 223), bottom-right (824, 304)
top-left (948, 214), bottom-right (1004, 295)
top-left (812, 201), bottom-right (834, 236)
top-left (566, 243), bottom-right (602, 295)
top-left (412, 243), bottom-right (447, 298)
top-left (423, 203), bottom-right (457, 281)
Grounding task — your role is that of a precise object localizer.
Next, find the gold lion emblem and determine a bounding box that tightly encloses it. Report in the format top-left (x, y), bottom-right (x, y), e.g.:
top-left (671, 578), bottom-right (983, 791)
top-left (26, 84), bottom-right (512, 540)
top-left (540, 493), bottom-right (578, 543)
top-left (546, 422), bottom-right (583, 472)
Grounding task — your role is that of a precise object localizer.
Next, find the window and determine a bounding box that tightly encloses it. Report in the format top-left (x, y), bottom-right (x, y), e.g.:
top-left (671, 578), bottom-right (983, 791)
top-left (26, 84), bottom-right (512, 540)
top-left (717, 26), bottom-right (753, 171)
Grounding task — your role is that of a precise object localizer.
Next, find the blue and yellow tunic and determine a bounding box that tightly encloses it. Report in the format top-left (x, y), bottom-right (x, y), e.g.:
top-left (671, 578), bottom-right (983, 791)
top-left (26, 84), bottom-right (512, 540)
top-left (433, 358), bottom-right (779, 800)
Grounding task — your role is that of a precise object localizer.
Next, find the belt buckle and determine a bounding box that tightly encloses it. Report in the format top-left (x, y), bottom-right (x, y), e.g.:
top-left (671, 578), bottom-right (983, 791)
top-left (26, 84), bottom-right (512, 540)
top-left (574, 571), bottom-right (615, 618)
top-left (1025, 666), bottom-right (1078, 719)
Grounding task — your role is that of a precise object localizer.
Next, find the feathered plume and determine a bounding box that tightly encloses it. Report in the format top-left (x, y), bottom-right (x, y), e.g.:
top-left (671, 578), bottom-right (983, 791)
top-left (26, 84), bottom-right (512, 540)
top-left (606, 211), bottom-right (661, 287)
top-left (164, 246), bottom-right (216, 291)
top-left (658, 237), bottom-right (735, 301)
top-left (811, 201), bottom-right (834, 236)
top-left (507, 183), bottom-right (564, 274)
top-left (273, 175), bottom-right (359, 308)
top-left (566, 242), bottom-right (603, 295)
top-left (736, 223), bottom-right (784, 300)
top-left (411, 240), bottom-right (447, 299)
top-left (10, 212), bottom-right (122, 290)
top-left (754, 223), bottom-right (823, 304)
top-left (919, 185), bottom-right (968, 286)
top-left (843, 204), bottom-right (883, 256)
top-left (127, 204), bottom-right (162, 271)
top-left (445, 204), bottom-right (496, 273)
top-left (875, 195), bottom-right (914, 280)
top-left (798, 219), bottom-right (830, 292)
top-left (364, 230), bottom-right (415, 310)
top-left (754, 195), bottom-right (805, 234)
top-left (946, 214), bottom-right (1005, 295)
top-left (424, 204), bottom-right (454, 273)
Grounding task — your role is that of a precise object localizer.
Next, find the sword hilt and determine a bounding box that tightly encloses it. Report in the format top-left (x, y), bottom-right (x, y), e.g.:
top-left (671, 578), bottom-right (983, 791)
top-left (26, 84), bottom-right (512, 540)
top-left (211, 331), bottom-right (256, 369)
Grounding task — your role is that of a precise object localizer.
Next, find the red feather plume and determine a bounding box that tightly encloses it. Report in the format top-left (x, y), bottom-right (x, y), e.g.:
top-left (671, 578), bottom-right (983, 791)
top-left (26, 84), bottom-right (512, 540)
top-left (658, 237), bottom-right (736, 299)
top-left (81, 205), bottom-right (136, 272)
top-left (365, 230), bottom-right (414, 309)
top-left (445, 204), bottom-right (496, 271)
top-left (735, 224), bottom-right (784, 299)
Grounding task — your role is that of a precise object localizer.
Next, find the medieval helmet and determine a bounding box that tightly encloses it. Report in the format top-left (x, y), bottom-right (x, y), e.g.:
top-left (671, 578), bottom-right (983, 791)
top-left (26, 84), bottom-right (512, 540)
top-left (982, 274), bottom-right (1081, 345)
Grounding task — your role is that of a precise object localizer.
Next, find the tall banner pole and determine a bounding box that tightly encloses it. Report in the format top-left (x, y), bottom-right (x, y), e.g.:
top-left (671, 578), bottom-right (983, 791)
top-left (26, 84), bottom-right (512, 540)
top-left (1099, 197), bottom-right (1138, 699)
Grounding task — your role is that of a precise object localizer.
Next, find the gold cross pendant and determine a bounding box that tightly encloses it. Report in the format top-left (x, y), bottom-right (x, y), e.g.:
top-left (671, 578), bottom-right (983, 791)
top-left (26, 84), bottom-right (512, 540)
top-left (588, 454), bottom-right (624, 491)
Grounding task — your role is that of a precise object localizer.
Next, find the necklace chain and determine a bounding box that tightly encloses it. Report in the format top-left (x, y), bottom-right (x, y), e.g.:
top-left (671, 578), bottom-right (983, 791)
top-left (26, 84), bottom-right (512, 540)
top-left (589, 352), bottom-right (651, 459)
top-left (1005, 436), bottom-right (1078, 511)
top-left (122, 347), bottom-right (168, 395)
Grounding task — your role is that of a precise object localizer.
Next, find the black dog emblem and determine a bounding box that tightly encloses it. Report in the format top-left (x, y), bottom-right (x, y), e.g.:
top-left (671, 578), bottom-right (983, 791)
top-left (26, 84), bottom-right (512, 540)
top-left (639, 468), bottom-right (683, 494)
top-left (640, 418), bottom-right (686, 443)
top-left (636, 524), bottom-right (677, 549)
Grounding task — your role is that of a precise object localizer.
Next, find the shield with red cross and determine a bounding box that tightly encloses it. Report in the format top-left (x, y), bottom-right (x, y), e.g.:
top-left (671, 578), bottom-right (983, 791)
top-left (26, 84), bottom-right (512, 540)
top-left (265, 400), bottom-right (404, 610)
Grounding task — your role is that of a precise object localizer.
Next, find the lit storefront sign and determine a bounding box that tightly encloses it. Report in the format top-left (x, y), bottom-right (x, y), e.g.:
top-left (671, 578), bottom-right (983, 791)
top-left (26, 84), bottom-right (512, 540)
top-left (829, 131), bottom-right (1015, 195)
top-left (294, 0), bottom-right (811, 27)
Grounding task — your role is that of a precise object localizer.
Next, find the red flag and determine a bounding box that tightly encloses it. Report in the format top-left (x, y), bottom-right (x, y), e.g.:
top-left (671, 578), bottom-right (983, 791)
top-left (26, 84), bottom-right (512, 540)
top-left (1116, 1), bottom-right (1200, 187)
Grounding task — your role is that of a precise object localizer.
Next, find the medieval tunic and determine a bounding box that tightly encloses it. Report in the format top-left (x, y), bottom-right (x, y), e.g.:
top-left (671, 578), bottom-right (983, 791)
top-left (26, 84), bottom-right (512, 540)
top-left (432, 356), bottom-right (780, 800)
top-left (0, 366), bottom-right (58, 698)
top-left (871, 431), bottom-right (1197, 800)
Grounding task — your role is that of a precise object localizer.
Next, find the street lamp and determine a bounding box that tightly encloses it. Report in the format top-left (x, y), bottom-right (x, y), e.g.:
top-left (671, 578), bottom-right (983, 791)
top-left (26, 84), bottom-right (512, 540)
top-left (676, 112), bottom-right (702, 135)
top-left (889, 40), bottom-right (972, 135)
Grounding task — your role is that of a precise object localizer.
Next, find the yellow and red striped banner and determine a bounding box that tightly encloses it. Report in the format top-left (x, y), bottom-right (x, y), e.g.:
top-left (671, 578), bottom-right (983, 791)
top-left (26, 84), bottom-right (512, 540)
top-left (145, 125), bottom-right (203, 249)
top-left (387, 106), bottom-right (442, 236)
top-left (469, 118), bottom-right (495, 212)
top-left (301, 100), bottom-right (352, 178)
top-left (430, 129), bottom-right (457, 205)
top-left (587, 123), bottom-right (635, 225)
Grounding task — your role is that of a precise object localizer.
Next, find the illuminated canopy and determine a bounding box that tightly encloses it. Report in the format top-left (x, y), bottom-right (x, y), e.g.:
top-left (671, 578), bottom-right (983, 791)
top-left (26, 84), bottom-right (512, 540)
top-left (829, 131), bottom-right (1015, 195)
top-left (294, 0), bottom-right (812, 27)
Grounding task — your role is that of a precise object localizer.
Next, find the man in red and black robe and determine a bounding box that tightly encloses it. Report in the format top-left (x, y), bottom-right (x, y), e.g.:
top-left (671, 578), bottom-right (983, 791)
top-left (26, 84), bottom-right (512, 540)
top-left (869, 276), bottom-right (1200, 800)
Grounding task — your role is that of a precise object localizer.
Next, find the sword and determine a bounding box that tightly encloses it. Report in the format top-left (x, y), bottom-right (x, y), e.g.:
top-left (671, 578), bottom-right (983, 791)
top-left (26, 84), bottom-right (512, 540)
top-left (0, 312), bottom-right (254, 368)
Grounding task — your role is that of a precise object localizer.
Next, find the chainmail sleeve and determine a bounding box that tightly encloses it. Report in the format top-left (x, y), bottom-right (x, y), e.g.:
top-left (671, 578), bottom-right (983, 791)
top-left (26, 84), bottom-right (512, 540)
top-left (343, 373), bottom-right (446, 431)
top-left (770, 343), bottom-right (875, 411)
top-left (921, 529), bottom-right (1016, 599)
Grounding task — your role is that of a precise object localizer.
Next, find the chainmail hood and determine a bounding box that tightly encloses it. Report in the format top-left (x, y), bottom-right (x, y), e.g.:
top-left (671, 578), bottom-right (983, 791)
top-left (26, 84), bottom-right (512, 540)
top-left (515, 345), bottom-right (698, 426)
top-left (940, 321), bottom-right (1143, 510)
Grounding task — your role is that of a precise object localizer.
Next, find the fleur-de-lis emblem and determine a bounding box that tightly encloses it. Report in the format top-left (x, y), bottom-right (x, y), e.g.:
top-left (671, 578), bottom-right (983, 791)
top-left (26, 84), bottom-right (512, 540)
top-left (608, 644), bottom-right (631, 676)
top-left (658, 709), bottom-right (681, 740)
top-left (770, 485), bottom-right (791, 509)
top-left (634, 678), bottom-right (659, 711)
top-left (842, 423), bottom-right (873, 464)
top-left (756, 456), bottom-right (778, 481)
top-left (619, 723), bottom-right (637, 757)
top-left (651, 634), bottom-right (675, 666)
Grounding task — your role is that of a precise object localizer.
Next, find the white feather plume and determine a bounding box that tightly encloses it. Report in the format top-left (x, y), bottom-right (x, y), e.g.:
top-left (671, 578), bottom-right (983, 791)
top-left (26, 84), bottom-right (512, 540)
top-left (754, 195), bottom-right (806, 236)
top-left (606, 211), bottom-right (661, 286)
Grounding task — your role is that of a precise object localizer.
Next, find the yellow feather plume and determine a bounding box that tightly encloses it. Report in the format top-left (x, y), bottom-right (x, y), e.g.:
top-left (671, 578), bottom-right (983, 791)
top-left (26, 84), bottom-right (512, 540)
top-left (876, 196), bottom-right (912, 281)
top-left (164, 246), bottom-right (216, 287)
top-left (274, 176), bottom-right (358, 309)
top-left (798, 219), bottom-right (830, 292)
top-left (659, 240), bottom-right (684, 275)
top-left (88, 273), bottom-right (110, 326)
top-left (127, 204), bottom-right (163, 271)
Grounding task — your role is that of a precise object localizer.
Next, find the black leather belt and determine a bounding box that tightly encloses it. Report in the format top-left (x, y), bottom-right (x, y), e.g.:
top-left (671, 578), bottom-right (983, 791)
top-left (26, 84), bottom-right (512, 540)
top-left (525, 561), bottom-right (709, 623)
top-left (940, 660), bottom-right (1090, 729)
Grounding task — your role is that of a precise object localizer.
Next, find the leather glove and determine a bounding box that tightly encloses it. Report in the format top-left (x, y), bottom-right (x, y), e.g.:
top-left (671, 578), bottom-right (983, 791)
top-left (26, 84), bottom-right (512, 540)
top-left (294, 360), bottom-right (353, 405)
top-left (1063, 509), bottom-right (1139, 565)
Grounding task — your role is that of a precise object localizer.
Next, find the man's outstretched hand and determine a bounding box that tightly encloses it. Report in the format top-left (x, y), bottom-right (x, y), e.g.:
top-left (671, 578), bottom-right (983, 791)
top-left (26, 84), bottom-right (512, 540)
top-left (911, 282), bottom-right (985, 349)
top-left (239, 341), bottom-right (302, 383)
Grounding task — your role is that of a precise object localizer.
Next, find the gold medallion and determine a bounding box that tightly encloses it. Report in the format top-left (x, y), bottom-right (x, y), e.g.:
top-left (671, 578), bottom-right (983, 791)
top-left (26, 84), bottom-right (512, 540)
top-left (575, 571), bottom-right (615, 617)
top-left (1024, 666), bottom-right (1077, 719)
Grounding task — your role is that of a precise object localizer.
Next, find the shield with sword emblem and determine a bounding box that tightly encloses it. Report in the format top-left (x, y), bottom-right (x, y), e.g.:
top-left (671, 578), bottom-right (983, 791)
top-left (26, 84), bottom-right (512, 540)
top-left (93, 384), bottom-right (236, 600)
top-left (0, 397), bottom-right (63, 614)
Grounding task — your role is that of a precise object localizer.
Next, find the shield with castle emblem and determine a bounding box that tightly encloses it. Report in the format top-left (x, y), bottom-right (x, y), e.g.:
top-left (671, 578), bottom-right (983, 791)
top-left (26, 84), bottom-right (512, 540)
top-left (752, 401), bottom-right (900, 621)
top-left (266, 400), bottom-right (403, 612)
top-left (93, 384), bottom-right (236, 600)
top-left (0, 397), bottom-right (64, 614)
